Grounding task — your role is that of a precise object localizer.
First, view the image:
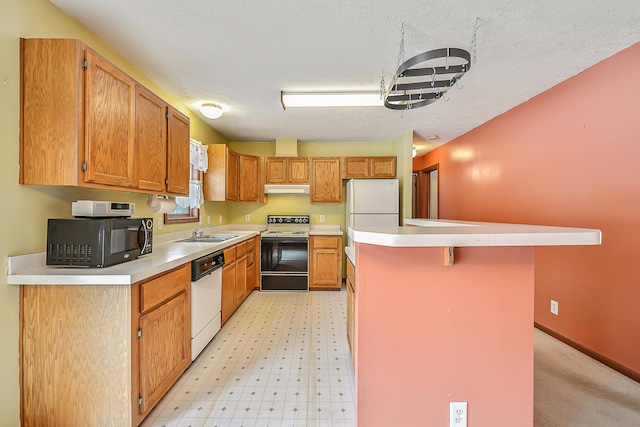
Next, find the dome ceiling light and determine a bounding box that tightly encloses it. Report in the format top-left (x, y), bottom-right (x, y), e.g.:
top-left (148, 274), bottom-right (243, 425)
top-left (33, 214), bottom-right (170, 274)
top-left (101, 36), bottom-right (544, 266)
top-left (200, 103), bottom-right (223, 119)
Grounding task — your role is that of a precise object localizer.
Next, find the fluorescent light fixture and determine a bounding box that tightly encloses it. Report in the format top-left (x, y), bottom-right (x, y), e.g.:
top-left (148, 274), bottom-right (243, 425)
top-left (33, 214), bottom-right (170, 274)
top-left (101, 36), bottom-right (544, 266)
top-left (200, 103), bottom-right (223, 119)
top-left (281, 91), bottom-right (383, 109)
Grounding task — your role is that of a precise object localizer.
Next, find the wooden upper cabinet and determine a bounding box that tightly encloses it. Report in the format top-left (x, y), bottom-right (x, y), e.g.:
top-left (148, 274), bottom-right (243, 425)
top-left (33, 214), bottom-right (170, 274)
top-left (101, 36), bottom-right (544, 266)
top-left (265, 157), bottom-right (309, 184)
top-left (265, 157), bottom-right (287, 183)
top-left (20, 38), bottom-right (84, 186)
top-left (84, 48), bottom-right (136, 187)
top-left (342, 157), bottom-right (370, 179)
top-left (203, 144), bottom-right (238, 201)
top-left (226, 148), bottom-right (239, 201)
top-left (310, 157), bottom-right (342, 203)
top-left (19, 38), bottom-right (191, 196)
top-left (204, 145), bottom-right (265, 203)
top-left (135, 85), bottom-right (167, 192)
top-left (238, 154), bottom-right (260, 202)
top-left (166, 106), bottom-right (190, 195)
top-left (342, 156), bottom-right (397, 178)
top-left (370, 156), bottom-right (397, 178)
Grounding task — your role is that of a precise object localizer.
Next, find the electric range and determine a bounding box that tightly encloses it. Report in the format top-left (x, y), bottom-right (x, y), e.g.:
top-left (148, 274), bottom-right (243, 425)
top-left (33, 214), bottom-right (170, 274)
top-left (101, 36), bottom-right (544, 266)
top-left (260, 215), bottom-right (310, 291)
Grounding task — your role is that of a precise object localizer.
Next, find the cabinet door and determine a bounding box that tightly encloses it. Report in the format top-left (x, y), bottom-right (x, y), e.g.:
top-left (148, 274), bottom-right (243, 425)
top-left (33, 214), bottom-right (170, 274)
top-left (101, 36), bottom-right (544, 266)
top-left (138, 289), bottom-right (190, 414)
top-left (166, 106), bottom-right (190, 195)
top-left (221, 262), bottom-right (236, 324)
top-left (239, 154), bottom-right (260, 202)
top-left (226, 148), bottom-right (239, 201)
top-left (370, 156), bottom-right (397, 178)
top-left (84, 48), bottom-right (136, 187)
top-left (288, 157), bottom-right (309, 183)
top-left (342, 157), bottom-right (370, 178)
top-left (347, 278), bottom-right (355, 365)
top-left (20, 38), bottom-right (84, 186)
top-left (309, 235), bottom-right (342, 290)
top-left (135, 85), bottom-right (167, 192)
top-left (310, 158), bottom-right (342, 203)
top-left (265, 157), bottom-right (287, 183)
top-left (203, 144), bottom-right (226, 201)
top-left (346, 259), bottom-right (356, 365)
top-left (236, 255), bottom-right (248, 305)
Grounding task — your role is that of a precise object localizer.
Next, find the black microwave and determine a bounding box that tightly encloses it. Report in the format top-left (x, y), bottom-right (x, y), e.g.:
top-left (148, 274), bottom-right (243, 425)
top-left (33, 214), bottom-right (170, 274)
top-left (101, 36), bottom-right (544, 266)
top-left (46, 217), bottom-right (153, 268)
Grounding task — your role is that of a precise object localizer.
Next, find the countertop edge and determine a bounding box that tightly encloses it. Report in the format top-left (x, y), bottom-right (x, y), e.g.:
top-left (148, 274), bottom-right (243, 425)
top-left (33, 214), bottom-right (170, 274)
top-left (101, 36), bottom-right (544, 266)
top-left (350, 220), bottom-right (602, 247)
top-left (7, 231), bottom-right (260, 285)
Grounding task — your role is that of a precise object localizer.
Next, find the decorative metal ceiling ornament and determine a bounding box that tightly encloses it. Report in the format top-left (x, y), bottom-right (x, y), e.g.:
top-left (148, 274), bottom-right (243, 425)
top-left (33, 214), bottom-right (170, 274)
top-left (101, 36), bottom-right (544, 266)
top-left (384, 47), bottom-right (471, 110)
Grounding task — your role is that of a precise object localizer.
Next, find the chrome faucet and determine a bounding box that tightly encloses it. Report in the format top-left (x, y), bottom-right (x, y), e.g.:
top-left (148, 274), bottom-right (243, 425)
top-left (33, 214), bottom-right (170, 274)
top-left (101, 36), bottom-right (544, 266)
top-left (192, 225), bottom-right (216, 238)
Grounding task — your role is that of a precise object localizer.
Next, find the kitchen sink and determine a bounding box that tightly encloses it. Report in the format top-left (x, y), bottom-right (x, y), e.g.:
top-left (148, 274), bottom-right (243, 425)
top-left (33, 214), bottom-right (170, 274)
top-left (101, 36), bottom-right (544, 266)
top-left (175, 234), bottom-right (239, 243)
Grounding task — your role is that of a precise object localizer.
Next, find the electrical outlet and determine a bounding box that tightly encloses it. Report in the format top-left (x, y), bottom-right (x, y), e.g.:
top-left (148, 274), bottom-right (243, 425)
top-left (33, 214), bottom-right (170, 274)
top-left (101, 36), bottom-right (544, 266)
top-left (551, 299), bottom-right (559, 315)
top-left (450, 402), bottom-right (467, 427)
top-left (157, 217), bottom-right (162, 230)
top-left (245, 214), bottom-right (250, 222)
top-left (320, 215), bottom-right (325, 222)
top-left (207, 215), bottom-right (211, 224)
top-left (219, 214), bottom-right (223, 223)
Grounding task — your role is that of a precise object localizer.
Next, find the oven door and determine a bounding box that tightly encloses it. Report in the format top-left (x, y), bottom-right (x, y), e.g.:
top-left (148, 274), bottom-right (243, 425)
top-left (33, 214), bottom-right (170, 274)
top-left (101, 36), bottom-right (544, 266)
top-left (260, 237), bottom-right (309, 291)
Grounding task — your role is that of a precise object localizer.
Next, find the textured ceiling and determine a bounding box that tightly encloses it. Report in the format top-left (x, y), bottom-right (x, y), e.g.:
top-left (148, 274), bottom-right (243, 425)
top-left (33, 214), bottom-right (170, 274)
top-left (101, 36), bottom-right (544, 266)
top-left (51, 0), bottom-right (640, 154)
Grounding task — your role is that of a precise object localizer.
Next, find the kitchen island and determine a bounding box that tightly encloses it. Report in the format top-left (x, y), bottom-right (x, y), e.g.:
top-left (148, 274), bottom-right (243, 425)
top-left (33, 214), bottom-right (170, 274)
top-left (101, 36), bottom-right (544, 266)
top-left (347, 219), bottom-right (601, 427)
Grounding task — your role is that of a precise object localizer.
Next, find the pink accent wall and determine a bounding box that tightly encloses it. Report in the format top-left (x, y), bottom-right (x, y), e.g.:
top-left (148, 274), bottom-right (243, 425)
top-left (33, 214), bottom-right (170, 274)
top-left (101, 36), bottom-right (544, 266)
top-left (414, 42), bottom-right (640, 375)
top-left (355, 243), bottom-right (535, 426)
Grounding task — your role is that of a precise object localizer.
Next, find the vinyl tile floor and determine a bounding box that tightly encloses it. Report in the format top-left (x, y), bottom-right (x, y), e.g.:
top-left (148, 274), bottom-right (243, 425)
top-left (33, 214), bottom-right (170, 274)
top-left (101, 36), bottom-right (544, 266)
top-left (141, 289), bottom-right (355, 427)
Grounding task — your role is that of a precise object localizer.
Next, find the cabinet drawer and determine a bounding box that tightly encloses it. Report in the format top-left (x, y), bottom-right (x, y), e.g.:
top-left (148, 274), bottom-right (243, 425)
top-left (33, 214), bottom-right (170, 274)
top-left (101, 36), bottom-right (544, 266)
top-left (224, 246), bottom-right (237, 264)
top-left (246, 236), bottom-right (257, 254)
top-left (140, 264), bottom-right (190, 313)
top-left (347, 259), bottom-right (355, 291)
top-left (236, 241), bottom-right (247, 258)
top-left (313, 235), bottom-right (341, 249)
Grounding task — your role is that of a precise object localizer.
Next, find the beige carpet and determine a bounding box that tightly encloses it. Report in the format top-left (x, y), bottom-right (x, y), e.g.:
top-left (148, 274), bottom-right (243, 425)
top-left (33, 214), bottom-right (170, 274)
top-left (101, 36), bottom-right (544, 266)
top-left (534, 329), bottom-right (640, 426)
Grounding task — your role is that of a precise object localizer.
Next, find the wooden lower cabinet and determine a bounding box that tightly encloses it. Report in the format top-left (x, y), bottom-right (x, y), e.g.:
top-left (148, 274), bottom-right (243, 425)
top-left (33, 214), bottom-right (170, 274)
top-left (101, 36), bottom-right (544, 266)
top-left (222, 245), bottom-right (238, 324)
top-left (19, 263), bottom-right (191, 427)
top-left (346, 258), bottom-right (356, 366)
top-left (309, 235), bottom-right (343, 290)
top-left (135, 265), bottom-right (191, 419)
top-left (221, 236), bottom-right (260, 325)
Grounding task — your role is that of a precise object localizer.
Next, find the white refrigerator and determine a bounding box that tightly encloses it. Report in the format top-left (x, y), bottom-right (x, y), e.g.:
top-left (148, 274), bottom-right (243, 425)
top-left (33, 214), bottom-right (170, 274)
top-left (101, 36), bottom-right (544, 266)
top-left (346, 179), bottom-right (399, 245)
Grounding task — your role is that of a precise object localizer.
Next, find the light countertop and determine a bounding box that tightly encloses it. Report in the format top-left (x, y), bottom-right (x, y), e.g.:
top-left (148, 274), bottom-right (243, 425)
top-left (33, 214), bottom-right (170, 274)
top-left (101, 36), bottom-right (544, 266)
top-left (7, 231), bottom-right (259, 285)
top-left (7, 223), bottom-right (345, 286)
top-left (348, 219), bottom-right (601, 248)
top-left (344, 246), bottom-right (355, 265)
top-left (309, 225), bottom-right (343, 236)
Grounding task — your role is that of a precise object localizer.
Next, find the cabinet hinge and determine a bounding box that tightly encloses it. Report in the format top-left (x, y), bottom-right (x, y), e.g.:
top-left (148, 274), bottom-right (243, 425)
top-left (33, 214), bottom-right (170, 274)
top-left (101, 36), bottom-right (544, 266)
top-left (165, 178), bottom-right (168, 185)
top-left (138, 396), bottom-right (143, 407)
top-left (81, 161), bottom-right (87, 172)
top-left (165, 111), bottom-right (169, 119)
top-left (137, 328), bottom-right (142, 339)
top-left (82, 58), bottom-right (88, 71)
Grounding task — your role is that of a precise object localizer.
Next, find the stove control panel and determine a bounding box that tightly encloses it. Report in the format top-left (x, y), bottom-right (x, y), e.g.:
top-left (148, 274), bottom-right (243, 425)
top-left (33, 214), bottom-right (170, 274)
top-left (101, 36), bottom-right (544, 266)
top-left (266, 215), bottom-right (310, 224)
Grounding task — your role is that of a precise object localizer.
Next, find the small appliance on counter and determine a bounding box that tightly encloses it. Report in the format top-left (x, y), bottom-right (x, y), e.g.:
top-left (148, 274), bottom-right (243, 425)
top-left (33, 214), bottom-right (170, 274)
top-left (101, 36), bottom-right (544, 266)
top-left (72, 200), bottom-right (135, 217)
top-left (46, 217), bottom-right (153, 268)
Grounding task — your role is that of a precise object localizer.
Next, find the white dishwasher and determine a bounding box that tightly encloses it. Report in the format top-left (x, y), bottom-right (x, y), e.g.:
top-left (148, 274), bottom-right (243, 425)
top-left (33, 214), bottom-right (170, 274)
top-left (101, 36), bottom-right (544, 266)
top-left (190, 249), bottom-right (224, 361)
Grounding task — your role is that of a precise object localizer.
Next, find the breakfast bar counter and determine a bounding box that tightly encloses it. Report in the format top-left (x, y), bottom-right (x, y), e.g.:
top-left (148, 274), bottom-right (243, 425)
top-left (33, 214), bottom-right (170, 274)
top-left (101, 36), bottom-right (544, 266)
top-left (348, 219), bottom-right (601, 427)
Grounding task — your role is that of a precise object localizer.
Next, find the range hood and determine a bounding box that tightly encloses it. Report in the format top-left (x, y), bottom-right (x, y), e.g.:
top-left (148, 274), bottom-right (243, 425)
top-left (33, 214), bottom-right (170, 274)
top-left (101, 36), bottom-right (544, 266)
top-left (264, 184), bottom-right (310, 195)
